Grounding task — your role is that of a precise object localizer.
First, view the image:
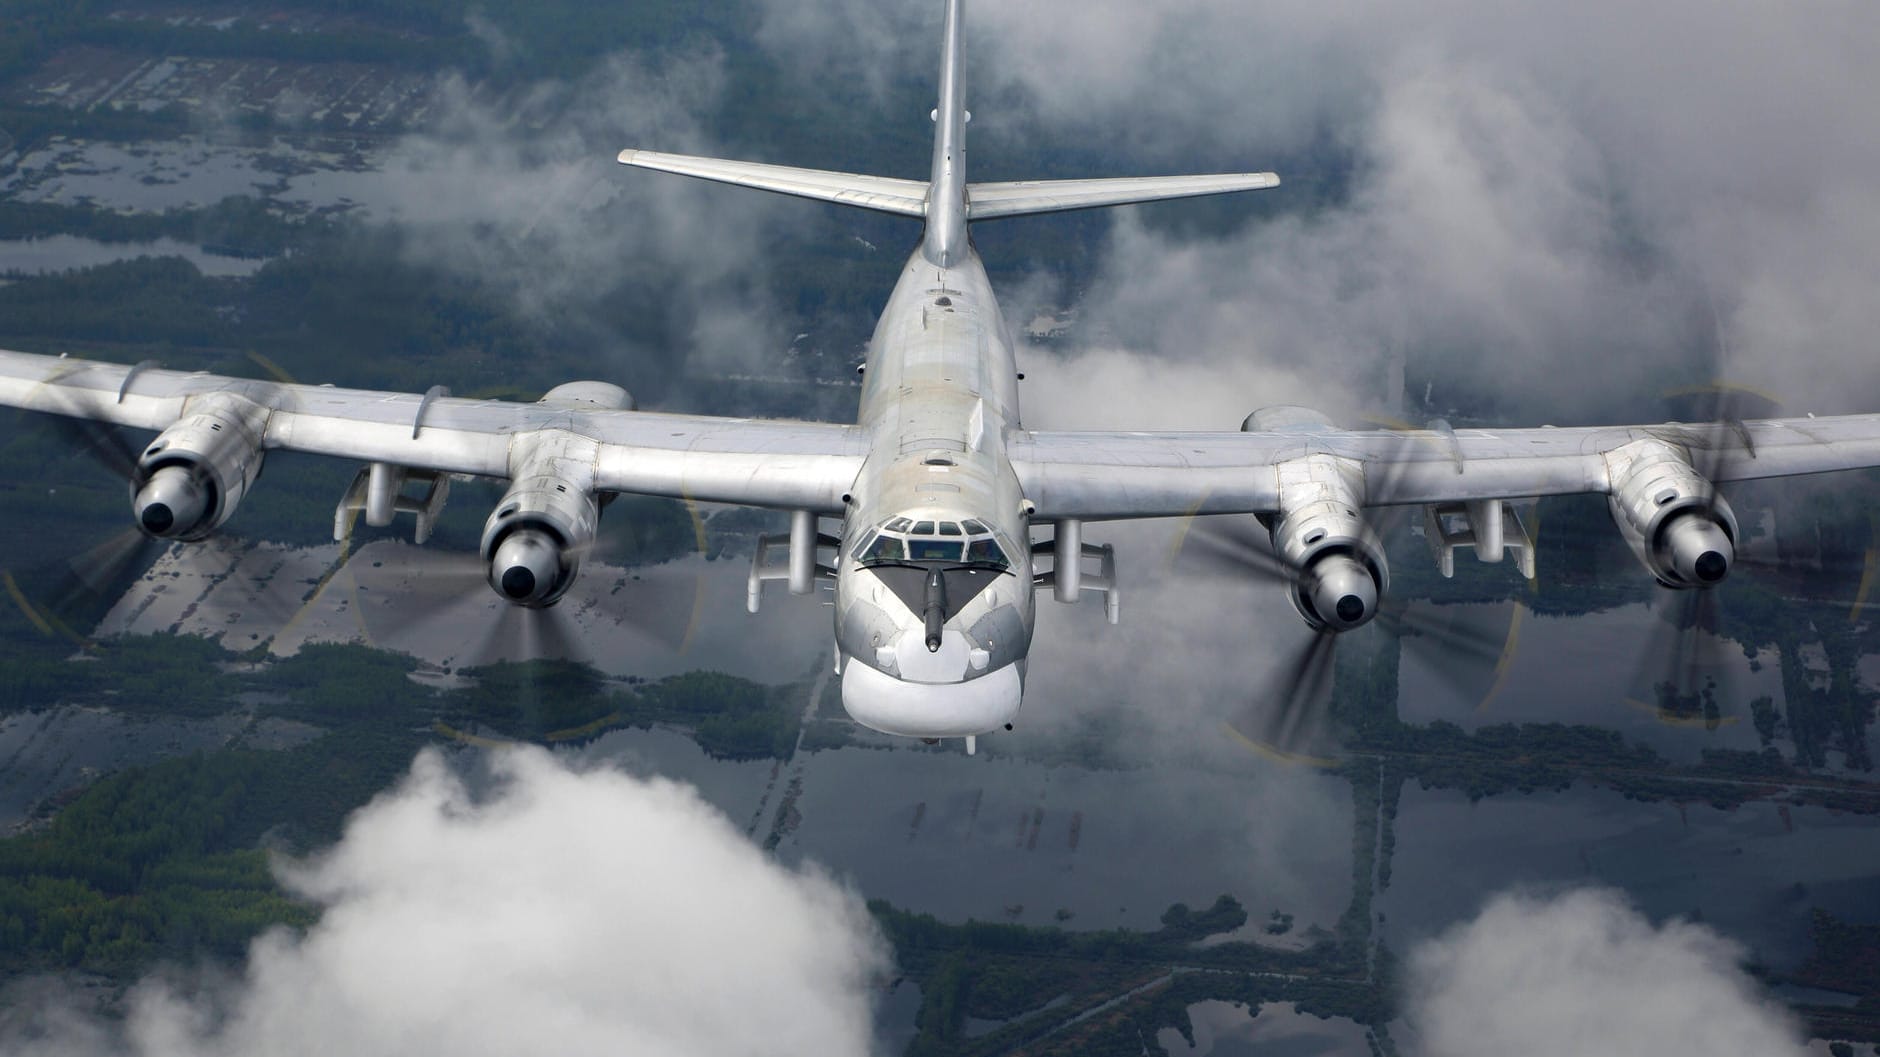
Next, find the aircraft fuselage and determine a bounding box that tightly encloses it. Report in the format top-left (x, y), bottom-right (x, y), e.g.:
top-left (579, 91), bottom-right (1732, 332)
top-left (833, 245), bottom-right (1036, 737)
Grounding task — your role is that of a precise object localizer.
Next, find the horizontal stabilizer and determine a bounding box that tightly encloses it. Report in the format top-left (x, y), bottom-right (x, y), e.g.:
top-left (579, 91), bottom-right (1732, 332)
top-left (967, 172), bottom-right (1279, 220)
top-left (617, 150), bottom-right (929, 217)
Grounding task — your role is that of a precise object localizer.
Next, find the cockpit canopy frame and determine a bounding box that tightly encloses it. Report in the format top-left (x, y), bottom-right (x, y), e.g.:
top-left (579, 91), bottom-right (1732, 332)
top-left (853, 514), bottom-right (1014, 570)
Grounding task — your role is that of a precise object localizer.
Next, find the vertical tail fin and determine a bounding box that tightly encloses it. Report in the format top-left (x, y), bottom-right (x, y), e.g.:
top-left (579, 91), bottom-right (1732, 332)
top-left (924, 0), bottom-right (968, 267)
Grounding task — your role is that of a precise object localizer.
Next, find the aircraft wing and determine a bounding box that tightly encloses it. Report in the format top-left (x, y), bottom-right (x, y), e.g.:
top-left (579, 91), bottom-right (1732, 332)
top-left (1009, 416), bottom-right (1880, 520)
top-left (0, 350), bottom-right (868, 512)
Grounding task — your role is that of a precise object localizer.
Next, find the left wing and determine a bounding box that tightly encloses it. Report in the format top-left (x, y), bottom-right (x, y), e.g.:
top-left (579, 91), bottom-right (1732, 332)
top-left (1010, 417), bottom-right (1880, 520)
top-left (0, 350), bottom-right (868, 512)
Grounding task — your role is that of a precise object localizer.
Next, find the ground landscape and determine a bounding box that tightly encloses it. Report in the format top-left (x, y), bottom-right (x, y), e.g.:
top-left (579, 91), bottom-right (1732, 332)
top-left (1, 3), bottom-right (1879, 1055)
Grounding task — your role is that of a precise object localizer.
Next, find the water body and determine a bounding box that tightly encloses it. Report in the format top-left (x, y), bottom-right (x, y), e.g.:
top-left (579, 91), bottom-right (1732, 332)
top-left (1154, 1000), bottom-right (1371, 1057)
top-left (1397, 601), bottom-right (1786, 763)
top-left (574, 726), bottom-right (778, 826)
top-left (782, 747), bottom-right (1351, 933)
top-left (0, 706), bottom-right (254, 831)
top-left (0, 235), bottom-right (263, 277)
top-left (1378, 781), bottom-right (1880, 972)
top-left (569, 726), bottom-right (1355, 936)
top-left (2, 137), bottom-right (379, 214)
top-left (872, 979), bottom-right (923, 1055)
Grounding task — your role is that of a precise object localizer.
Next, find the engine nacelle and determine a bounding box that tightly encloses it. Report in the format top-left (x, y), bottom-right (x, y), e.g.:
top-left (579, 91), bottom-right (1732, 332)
top-left (479, 474), bottom-right (600, 607)
top-left (539, 381), bottom-right (635, 411)
top-left (131, 398), bottom-right (266, 540)
top-left (1267, 453), bottom-right (1390, 631)
top-left (1605, 439), bottom-right (1737, 589)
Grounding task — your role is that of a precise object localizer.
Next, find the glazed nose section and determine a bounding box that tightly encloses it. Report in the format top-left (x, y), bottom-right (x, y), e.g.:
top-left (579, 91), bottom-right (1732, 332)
top-left (841, 660), bottom-right (1022, 738)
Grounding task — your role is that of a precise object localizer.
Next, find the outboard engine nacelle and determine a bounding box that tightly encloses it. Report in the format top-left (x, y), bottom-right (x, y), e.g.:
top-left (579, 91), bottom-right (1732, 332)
top-left (132, 396), bottom-right (267, 540)
top-left (478, 474), bottom-right (599, 608)
top-left (1605, 438), bottom-right (1738, 589)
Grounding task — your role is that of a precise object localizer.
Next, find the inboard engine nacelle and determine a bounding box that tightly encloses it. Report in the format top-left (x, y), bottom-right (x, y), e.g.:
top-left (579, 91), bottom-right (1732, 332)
top-left (1248, 408), bottom-right (1390, 633)
top-left (476, 383), bottom-right (631, 607)
top-left (480, 475), bottom-right (600, 608)
top-left (1269, 478), bottom-right (1390, 631)
top-left (1605, 438), bottom-right (1737, 589)
top-left (132, 395), bottom-right (267, 540)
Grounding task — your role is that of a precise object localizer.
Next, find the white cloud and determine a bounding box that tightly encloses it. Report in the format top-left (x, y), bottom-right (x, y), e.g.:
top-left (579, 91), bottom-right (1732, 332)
top-left (350, 50), bottom-right (806, 391)
top-left (0, 748), bottom-right (886, 1057)
top-left (1403, 887), bottom-right (1808, 1057)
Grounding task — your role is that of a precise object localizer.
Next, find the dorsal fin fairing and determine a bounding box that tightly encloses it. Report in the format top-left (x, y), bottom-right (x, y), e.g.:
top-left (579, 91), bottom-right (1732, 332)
top-left (923, 0), bottom-right (969, 268)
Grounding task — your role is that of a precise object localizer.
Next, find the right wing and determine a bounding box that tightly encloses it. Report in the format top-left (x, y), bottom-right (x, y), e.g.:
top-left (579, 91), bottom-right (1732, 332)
top-left (0, 350), bottom-right (870, 513)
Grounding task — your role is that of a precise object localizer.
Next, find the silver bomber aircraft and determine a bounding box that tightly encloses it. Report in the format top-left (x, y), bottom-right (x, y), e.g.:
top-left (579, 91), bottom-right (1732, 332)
top-left (6, 0), bottom-right (1880, 752)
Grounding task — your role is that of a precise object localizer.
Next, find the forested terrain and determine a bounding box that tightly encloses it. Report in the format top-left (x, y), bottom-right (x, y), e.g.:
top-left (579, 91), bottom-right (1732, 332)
top-left (0, 634), bottom-right (798, 975)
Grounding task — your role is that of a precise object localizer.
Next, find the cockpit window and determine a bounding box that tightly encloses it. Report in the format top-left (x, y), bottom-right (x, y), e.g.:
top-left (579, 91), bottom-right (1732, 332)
top-left (966, 537), bottom-right (1010, 569)
top-left (908, 537), bottom-right (963, 562)
top-left (854, 514), bottom-right (1015, 572)
top-left (862, 534), bottom-right (906, 562)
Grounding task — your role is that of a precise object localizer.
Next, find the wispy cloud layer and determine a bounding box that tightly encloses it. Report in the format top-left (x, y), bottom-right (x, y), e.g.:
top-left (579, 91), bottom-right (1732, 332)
top-left (763, 0), bottom-right (1880, 423)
